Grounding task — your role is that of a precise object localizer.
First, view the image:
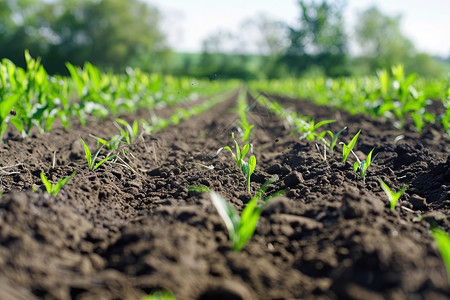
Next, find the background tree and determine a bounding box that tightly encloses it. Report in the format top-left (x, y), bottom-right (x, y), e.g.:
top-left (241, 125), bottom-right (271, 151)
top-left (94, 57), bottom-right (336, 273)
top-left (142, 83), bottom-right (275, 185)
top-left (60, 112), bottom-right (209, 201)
top-left (354, 6), bottom-right (443, 77)
top-left (354, 6), bottom-right (414, 72)
top-left (281, 0), bottom-right (349, 77)
top-left (0, 0), bottom-right (168, 74)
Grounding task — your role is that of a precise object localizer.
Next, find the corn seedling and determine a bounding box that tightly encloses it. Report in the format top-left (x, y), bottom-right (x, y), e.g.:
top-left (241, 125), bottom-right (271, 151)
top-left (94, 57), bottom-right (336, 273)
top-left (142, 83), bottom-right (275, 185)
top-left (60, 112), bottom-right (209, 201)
top-left (215, 132), bottom-right (256, 193)
top-left (210, 176), bottom-right (282, 251)
top-left (340, 129), bottom-right (361, 162)
top-left (237, 90), bottom-right (254, 142)
top-left (297, 119), bottom-right (336, 141)
top-left (80, 137), bottom-right (116, 170)
top-left (140, 290), bottom-right (176, 300)
top-left (0, 93), bottom-right (20, 141)
top-left (89, 134), bottom-right (124, 151)
top-left (378, 178), bottom-right (408, 211)
top-left (325, 127), bottom-right (347, 151)
top-left (352, 147), bottom-right (378, 180)
top-left (430, 227), bottom-right (450, 283)
top-left (40, 171), bottom-right (76, 196)
top-left (114, 118), bottom-right (139, 145)
top-left (188, 185), bottom-right (210, 193)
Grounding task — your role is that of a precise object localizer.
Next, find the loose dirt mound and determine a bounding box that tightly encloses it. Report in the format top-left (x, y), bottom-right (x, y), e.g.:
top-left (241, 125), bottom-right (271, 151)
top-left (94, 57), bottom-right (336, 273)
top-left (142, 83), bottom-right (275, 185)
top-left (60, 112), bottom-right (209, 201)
top-left (0, 92), bottom-right (449, 299)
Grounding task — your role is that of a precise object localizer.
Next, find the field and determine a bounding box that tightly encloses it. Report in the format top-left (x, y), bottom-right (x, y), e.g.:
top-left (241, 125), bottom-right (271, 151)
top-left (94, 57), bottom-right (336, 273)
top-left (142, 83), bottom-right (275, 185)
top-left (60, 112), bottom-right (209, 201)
top-left (0, 56), bottom-right (449, 299)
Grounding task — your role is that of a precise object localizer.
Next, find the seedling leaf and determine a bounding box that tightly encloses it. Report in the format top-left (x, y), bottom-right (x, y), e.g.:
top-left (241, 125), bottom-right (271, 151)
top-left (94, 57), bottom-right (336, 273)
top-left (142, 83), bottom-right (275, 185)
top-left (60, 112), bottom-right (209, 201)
top-left (210, 191), bottom-right (240, 245)
top-left (431, 227), bottom-right (450, 283)
top-left (40, 172), bottom-right (53, 194)
top-left (378, 178), bottom-right (407, 211)
top-left (341, 129), bottom-right (361, 162)
top-left (329, 126), bottom-right (347, 151)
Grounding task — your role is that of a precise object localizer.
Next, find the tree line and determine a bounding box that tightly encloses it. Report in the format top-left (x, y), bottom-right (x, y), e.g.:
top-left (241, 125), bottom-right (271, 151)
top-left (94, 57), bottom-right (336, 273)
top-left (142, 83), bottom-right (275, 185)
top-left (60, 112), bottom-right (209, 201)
top-left (0, 0), bottom-right (446, 78)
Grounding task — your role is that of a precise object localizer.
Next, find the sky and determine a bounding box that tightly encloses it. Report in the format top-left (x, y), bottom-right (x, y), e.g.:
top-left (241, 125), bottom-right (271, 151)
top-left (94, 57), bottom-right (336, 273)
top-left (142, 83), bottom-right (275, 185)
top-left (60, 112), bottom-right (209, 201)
top-left (148, 0), bottom-right (450, 57)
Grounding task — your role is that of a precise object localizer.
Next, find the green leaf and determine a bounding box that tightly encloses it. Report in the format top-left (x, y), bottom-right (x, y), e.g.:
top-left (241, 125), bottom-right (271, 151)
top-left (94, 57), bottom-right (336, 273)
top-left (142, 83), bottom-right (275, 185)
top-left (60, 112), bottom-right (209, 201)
top-left (53, 171), bottom-right (76, 195)
top-left (342, 130), bottom-right (361, 162)
top-left (246, 155), bottom-right (256, 193)
top-left (236, 199), bottom-right (260, 250)
top-left (0, 94), bottom-right (20, 122)
top-left (240, 144), bottom-right (250, 161)
top-left (187, 185), bottom-right (210, 193)
top-left (80, 138), bottom-right (93, 169)
top-left (330, 127), bottom-right (347, 151)
top-left (40, 172), bottom-right (53, 194)
top-left (93, 154), bottom-right (116, 170)
top-left (313, 119), bottom-right (336, 131)
top-left (431, 227), bottom-right (450, 283)
top-left (210, 192), bottom-right (240, 244)
top-left (66, 63), bottom-right (84, 97)
top-left (379, 178), bottom-right (407, 211)
top-left (10, 116), bottom-right (24, 136)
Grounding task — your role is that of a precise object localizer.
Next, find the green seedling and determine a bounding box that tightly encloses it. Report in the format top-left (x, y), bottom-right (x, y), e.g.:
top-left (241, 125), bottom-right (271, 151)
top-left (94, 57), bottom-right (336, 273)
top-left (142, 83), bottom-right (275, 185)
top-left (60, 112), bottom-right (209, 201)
top-left (115, 118), bottom-right (139, 145)
top-left (40, 171), bottom-right (76, 196)
top-left (431, 227), bottom-right (450, 283)
top-left (340, 129), bottom-right (361, 162)
top-left (80, 137), bottom-right (116, 170)
top-left (141, 289), bottom-right (176, 300)
top-left (210, 176), bottom-right (283, 251)
top-left (237, 90), bottom-right (254, 142)
top-left (325, 126), bottom-right (347, 151)
top-left (188, 185), bottom-right (210, 193)
top-left (215, 132), bottom-right (256, 193)
top-left (378, 178), bottom-right (408, 211)
top-left (239, 120), bottom-right (254, 143)
top-left (352, 147), bottom-right (379, 180)
top-left (89, 134), bottom-right (124, 151)
top-left (300, 119), bottom-right (336, 141)
top-left (0, 93), bottom-right (20, 141)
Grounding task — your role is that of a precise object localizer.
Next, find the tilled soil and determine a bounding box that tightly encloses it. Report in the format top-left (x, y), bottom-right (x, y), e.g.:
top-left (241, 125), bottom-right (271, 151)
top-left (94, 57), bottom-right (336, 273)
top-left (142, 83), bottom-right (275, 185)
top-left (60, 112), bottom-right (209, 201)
top-left (0, 91), bottom-right (449, 300)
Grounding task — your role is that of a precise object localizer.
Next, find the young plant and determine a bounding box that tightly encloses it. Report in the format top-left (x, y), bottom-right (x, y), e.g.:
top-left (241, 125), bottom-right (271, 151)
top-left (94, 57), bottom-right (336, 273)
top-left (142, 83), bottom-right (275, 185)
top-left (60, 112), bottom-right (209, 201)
top-left (340, 129), bottom-right (361, 162)
top-left (80, 137), bottom-right (116, 170)
top-left (141, 290), bottom-right (176, 300)
top-left (40, 171), bottom-right (76, 196)
top-left (215, 132), bottom-right (256, 193)
top-left (378, 178), bottom-right (408, 211)
top-left (0, 93), bottom-right (20, 141)
top-left (188, 185), bottom-right (210, 193)
top-left (430, 227), bottom-right (450, 283)
top-left (210, 176), bottom-right (282, 251)
top-left (325, 126), bottom-right (347, 151)
top-left (89, 134), bottom-right (124, 151)
top-left (114, 118), bottom-right (139, 145)
top-left (237, 90), bottom-right (254, 142)
top-left (353, 147), bottom-right (378, 180)
top-left (298, 119), bottom-right (336, 141)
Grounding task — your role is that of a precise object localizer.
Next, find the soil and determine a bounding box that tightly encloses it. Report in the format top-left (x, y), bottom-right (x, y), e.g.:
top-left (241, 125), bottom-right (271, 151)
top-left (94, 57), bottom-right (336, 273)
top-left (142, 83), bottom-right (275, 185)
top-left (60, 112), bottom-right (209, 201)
top-left (0, 90), bottom-right (449, 300)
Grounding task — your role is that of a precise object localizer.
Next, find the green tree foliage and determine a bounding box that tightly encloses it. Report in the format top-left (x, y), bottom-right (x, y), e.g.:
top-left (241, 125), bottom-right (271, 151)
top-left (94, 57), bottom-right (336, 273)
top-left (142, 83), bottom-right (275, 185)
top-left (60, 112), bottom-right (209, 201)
top-left (354, 6), bottom-right (443, 77)
top-left (0, 0), bottom-right (168, 73)
top-left (355, 6), bottom-right (414, 71)
top-left (280, 0), bottom-right (349, 77)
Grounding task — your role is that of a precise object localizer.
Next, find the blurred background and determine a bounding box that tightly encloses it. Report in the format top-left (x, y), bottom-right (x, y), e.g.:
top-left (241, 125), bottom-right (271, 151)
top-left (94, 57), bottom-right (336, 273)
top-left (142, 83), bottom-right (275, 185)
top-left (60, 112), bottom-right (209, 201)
top-left (1, 0), bottom-right (449, 79)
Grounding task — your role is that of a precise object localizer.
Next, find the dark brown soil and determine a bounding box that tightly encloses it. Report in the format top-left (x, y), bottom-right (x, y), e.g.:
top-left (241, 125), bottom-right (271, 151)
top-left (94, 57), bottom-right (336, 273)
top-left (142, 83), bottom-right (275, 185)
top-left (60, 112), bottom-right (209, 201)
top-left (0, 91), bottom-right (449, 300)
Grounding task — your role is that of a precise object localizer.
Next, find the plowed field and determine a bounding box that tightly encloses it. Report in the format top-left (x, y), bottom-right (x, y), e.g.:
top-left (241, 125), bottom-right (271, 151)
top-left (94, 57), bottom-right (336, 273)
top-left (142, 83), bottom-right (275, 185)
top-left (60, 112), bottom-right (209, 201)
top-left (0, 91), bottom-right (449, 299)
